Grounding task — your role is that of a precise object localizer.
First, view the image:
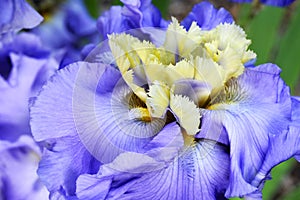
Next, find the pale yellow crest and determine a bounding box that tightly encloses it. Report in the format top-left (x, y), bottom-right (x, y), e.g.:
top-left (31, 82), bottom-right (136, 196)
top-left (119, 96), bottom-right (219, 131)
top-left (170, 94), bottom-right (201, 136)
top-left (123, 70), bottom-right (147, 102)
top-left (108, 33), bottom-right (141, 71)
top-left (146, 81), bottom-right (170, 118)
top-left (194, 56), bottom-right (226, 90)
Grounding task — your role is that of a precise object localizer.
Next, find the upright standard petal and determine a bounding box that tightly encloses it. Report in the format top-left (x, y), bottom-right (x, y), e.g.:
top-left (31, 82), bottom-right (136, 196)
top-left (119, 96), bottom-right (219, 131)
top-left (181, 1), bottom-right (234, 30)
top-left (198, 63), bottom-right (291, 197)
top-left (97, 0), bottom-right (168, 45)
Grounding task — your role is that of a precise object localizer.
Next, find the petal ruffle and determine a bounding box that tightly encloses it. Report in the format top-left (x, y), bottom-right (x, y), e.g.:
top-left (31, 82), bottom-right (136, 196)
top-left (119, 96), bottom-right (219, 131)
top-left (38, 136), bottom-right (100, 198)
top-left (199, 63), bottom-right (291, 197)
top-left (30, 62), bottom-right (166, 164)
top-left (247, 126), bottom-right (300, 196)
top-left (76, 139), bottom-right (230, 200)
top-left (181, 1), bottom-right (234, 30)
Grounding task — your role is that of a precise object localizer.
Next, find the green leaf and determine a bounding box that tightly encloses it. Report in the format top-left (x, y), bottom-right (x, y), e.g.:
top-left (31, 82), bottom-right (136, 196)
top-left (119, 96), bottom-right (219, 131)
top-left (84, 0), bottom-right (101, 18)
top-left (263, 159), bottom-right (297, 199)
top-left (275, 2), bottom-right (300, 93)
top-left (152, 0), bottom-right (170, 18)
top-left (245, 6), bottom-right (284, 64)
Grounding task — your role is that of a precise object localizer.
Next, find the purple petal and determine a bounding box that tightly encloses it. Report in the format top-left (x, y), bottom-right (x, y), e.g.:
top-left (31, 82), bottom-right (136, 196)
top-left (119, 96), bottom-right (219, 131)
top-left (248, 126), bottom-right (300, 194)
top-left (199, 63), bottom-right (291, 197)
top-left (97, 6), bottom-right (127, 39)
top-left (0, 0), bottom-right (43, 37)
top-left (30, 62), bottom-right (110, 141)
top-left (181, 1), bottom-right (234, 30)
top-left (0, 136), bottom-right (48, 200)
top-left (121, 0), bottom-right (168, 28)
top-left (30, 0), bottom-right (97, 68)
top-left (0, 52), bottom-right (57, 141)
top-left (261, 0), bottom-right (295, 6)
top-left (291, 96), bottom-right (300, 124)
top-left (230, 0), bottom-right (295, 7)
top-left (65, 0), bottom-right (97, 37)
top-left (30, 61), bottom-right (166, 164)
top-left (172, 79), bottom-right (212, 107)
top-left (97, 0), bottom-right (168, 44)
top-left (76, 140), bottom-right (230, 200)
top-left (37, 136), bottom-right (100, 198)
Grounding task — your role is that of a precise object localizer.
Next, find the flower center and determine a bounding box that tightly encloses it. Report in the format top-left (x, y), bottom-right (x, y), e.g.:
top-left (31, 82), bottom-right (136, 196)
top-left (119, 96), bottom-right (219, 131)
top-left (108, 18), bottom-right (255, 136)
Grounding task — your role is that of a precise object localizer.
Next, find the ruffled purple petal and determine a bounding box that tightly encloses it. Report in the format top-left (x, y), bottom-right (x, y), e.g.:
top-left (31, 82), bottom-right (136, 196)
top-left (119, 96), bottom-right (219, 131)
top-left (199, 63), bottom-right (291, 197)
top-left (97, 0), bottom-right (168, 44)
top-left (30, 61), bottom-right (167, 164)
top-left (97, 6), bottom-right (127, 39)
top-left (121, 0), bottom-right (168, 28)
top-left (291, 96), bottom-right (300, 125)
top-left (181, 1), bottom-right (234, 30)
top-left (245, 126), bottom-right (300, 197)
top-left (37, 136), bottom-right (100, 198)
top-left (0, 0), bottom-right (43, 39)
top-left (30, 62), bottom-right (101, 141)
top-left (0, 135), bottom-right (48, 200)
top-left (76, 139), bottom-right (229, 200)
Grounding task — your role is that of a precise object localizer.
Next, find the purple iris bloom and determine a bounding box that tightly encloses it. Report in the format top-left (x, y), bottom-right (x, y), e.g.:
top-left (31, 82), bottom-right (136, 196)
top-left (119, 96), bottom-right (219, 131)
top-left (30, 61), bottom-right (300, 199)
top-left (97, 0), bottom-right (169, 39)
top-left (181, 1), bottom-right (234, 30)
top-left (0, 0), bottom-right (43, 42)
top-left (29, 1), bottom-right (300, 199)
top-left (230, 0), bottom-right (295, 7)
top-left (31, 0), bottom-right (98, 68)
top-left (0, 32), bottom-right (58, 141)
top-left (0, 135), bottom-right (49, 200)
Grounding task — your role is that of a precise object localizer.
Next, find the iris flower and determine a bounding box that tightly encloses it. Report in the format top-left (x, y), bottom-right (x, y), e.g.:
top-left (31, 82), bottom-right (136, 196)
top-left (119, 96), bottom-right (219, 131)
top-left (30, 1), bottom-right (300, 199)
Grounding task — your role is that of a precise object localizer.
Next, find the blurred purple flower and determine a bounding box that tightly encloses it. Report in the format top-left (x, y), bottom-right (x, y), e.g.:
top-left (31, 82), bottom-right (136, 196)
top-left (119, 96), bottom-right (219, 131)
top-left (0, 0), bottom-right (43, 42)
top-left (31, 0), bottom-right (98, 68)
top-left (0, 32), bottom-right (58, 141)
top-left (0, 135), bottom-right (49, 200)
top-left (97, 0), bottom-right (168, 39)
